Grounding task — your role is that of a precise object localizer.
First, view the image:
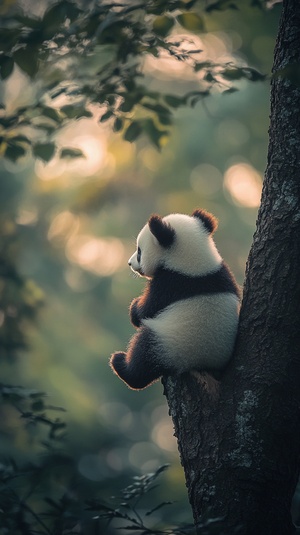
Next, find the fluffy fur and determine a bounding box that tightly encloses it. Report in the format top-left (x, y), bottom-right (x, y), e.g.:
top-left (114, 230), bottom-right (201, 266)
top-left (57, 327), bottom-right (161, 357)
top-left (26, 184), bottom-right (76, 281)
top-left (110, 209), bottom-right (240, 390)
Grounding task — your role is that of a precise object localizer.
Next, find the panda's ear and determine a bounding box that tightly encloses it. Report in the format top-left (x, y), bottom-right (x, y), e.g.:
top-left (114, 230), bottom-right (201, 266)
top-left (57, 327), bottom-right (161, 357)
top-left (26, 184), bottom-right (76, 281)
top-left (148, 214), bottom-right (175, 248)
top-left (192, 209), bottom-right (218, 234)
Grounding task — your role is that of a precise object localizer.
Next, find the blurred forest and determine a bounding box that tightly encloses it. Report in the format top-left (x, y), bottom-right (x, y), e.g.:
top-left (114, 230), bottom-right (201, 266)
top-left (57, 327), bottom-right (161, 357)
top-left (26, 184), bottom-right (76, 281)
top-left (0, 0), bottom-right (282, 533)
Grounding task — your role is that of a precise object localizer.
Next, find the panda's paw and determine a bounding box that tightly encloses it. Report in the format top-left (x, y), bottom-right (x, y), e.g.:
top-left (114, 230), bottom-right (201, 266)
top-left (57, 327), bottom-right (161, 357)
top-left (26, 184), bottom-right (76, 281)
top-left (129, 298), bottom-right (141, 327)
top-left (110, 351), bottom-right (127, 375)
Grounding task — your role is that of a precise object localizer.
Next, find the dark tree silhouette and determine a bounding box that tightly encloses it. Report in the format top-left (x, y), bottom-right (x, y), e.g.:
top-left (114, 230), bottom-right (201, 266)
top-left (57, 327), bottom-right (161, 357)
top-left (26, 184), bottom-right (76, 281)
top-left (164, 1), bottom-right (300, 534)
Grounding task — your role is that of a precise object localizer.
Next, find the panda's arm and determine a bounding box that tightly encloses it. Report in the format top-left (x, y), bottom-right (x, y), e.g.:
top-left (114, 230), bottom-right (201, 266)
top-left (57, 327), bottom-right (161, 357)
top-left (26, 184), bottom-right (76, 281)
top-left (129, 281), bottom-right (158, 327)
top-left (129, 297), bottom-right (142, 327)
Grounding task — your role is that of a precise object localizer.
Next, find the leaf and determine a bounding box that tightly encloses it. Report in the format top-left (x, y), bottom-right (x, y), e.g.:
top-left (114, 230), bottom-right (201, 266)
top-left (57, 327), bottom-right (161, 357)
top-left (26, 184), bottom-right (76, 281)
top-left (185, 90), bottom-right (209, 107)
top-left (142, 118), bottom-right (168, 148)
top-left (60, 104), bottom-right (93, 119)
top-left (206, 0), bottom-right (238, 11)
top-left (14, 13), bottom-right (41, 29)
top-left (223, 87), bottom-right (239, 95)
top-left (194, 61), bottom-right (213, 72)
top-left (177, 12), bottom-right (204, 32)
top-left (141, 101), bottom-right (172, 125)
top-left (113, 117), bottom-right (123, 132)
top-left (42, 0), bottom-right (81, 30)
top-left (60, 147), bottom-right (84, 159)
top-left (5, 143), bottom-right (26, 161)
top-left (146, 501), bottom-right (173, 516)
top-left (0, 28), bottom-right (22, 53)
top-left (221, 68), bottom-right (244, 81)
top-left (164, 94), bottom-right (185, 108)
top-left (33, 142), bottom-right (56, 162)
top-left (0, 55), bottom-right (14, 80)
top-left (124, 121), bottom-right (142, 142)
top-left (141, 102), bottom-right (171, 116)
top-left (13, 46), bottom-right (39, 78)
top-left (153, 15), bottom-right (175, 37)
top-left (245, 67), bottom-right (266, 82)
top-left (222, 66), bottom-right (266, 82)
top-left (119, 92), bottom-right (143, 112)
top-left (99, 110), bottom-right (113, 123)
top-left (10, 135), bottom-right (31, 144)
top-left (31, 400), bottom-right (45, 412)
top-left (40, 106), bottom-right (62, 123)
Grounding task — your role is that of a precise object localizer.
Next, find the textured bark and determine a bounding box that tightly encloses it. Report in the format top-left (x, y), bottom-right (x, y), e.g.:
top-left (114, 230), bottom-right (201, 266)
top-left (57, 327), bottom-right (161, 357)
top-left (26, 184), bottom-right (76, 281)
top-left (163, 1), bottom-right (300, 533)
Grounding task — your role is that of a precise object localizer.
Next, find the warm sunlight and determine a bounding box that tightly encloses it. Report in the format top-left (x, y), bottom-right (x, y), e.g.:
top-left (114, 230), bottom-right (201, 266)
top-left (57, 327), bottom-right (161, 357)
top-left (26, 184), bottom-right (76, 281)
top-left (66, 234), bottom-right (125, 276)
top-left (47, 211), bottom-right (80, 242)
top-left (35, 122), bottom-right (109, 181)
top-left (144, 32), bottom-right (238, 81)
top-left (224, 162), bottom-right (262, 208)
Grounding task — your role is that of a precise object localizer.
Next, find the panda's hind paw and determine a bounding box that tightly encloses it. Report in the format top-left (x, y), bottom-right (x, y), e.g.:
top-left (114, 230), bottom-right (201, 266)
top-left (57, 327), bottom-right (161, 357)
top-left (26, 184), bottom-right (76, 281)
top-left (110, 351), bottom-right (126, 374)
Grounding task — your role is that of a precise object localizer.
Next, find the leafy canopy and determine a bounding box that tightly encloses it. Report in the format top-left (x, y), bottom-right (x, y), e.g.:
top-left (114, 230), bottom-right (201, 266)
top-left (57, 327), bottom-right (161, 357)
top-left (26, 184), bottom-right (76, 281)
top-left (0, 0), bottom-right (265, 160)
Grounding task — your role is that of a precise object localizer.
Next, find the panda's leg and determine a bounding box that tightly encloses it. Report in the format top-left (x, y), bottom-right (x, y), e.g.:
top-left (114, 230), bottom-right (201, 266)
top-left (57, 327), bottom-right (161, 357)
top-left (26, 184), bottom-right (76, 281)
top-left (110, 327), bottom-right (164, 390)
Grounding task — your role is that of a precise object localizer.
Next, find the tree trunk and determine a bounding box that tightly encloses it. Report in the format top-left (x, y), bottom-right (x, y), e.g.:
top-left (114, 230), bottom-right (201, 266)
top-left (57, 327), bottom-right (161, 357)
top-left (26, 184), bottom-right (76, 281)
top-left (163, 1), bottom-right (300, 533)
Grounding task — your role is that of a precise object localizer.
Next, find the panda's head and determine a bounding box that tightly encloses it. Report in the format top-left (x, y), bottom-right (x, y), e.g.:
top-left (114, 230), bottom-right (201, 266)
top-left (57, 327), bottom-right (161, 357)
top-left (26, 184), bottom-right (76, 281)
top-left (128, 209), bottom-right (222, 278)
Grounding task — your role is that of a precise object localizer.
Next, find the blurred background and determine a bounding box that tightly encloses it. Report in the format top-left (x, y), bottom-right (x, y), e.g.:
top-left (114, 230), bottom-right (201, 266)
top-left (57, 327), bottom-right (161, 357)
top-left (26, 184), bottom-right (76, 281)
top-left (0, 1), bottom-right (281, 532)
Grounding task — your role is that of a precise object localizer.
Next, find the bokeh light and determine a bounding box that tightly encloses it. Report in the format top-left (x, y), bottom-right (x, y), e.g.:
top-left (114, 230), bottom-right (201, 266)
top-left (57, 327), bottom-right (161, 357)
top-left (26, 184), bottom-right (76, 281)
top-left (66, 235), bottom-right (125, 276)
top-left (224, 163), bottom-right (262, 208)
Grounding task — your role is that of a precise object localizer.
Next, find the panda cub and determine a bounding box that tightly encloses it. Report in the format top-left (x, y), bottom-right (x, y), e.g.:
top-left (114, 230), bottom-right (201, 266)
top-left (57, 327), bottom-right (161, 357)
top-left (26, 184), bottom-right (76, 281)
top-left (110, 209), bottom-right (240, 390)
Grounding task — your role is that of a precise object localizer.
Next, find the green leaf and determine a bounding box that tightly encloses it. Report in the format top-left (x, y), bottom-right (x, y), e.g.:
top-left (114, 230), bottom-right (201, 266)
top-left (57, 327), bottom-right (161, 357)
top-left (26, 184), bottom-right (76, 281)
top-left (99, 110), bottom-right (113, 123)
top-left (124, 121), bottom-right (142, 143)
top-left (142, 118), bottom-right (168, 149)
top-left (206, 0), bottom-right (238, 12)
top-left (119, 93), bottom-right (143, 113)
top-left (40, 106), bottom-right (62, 123)
top-left (245, 67), bottom-right (266, 82)
top-left (153, 15), bottom-right (175, 37)
top-left (14, 13), bottom-right (41, 29)
top-left (5, 143), bottom-right (26, 162)
top-left (33, 142), bottom-right (56, 162)
top-left (223, 87), bottom-right (239, 95)
top-left (164, 94), bottom-right (185, 108)
top-left (221, 68), bottom-right (244, 81)
top-left (186, 90), bottom-right (209, 107)
top-left (10, 135), bottom-right (31, 145)
top-left (31, 399), bottom-right (45, 411)
top-left (142, 102), bottom-right (171, 116)
top-left (177, 12), bottom-right (204, 32)
top-left (146, 501), bottom-right (173, 516)
top-left (194, 61), bottom-right (213, 72)
top-left (222, 66), bottom-right (265, 82)
top-left (142, 102), bottom-right (172, 126)
top-left (42, 0), bottom-right (81, 29)
top-left (113, 117), bottom-right (123, 132)
top-left (60, 147), bottom-right (84, 159)
top-left (60, 104), bottom-right (93, 119)
top-left (0, 55), bottom-right (14, 80)
top-left (13, 46), bottom-right (39, 78)
top-left (0, 28), bottom-right (22, 53)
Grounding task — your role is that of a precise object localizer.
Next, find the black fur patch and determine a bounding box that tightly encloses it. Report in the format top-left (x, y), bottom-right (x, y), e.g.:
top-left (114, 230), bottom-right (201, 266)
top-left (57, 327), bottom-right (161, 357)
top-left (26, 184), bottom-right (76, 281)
top-left (192, 209), bottom-right (218, 234)
top-left (110, 327), bottom-right (165, 390)
top-left (148, 215), bottom-right (175, 248)
top-left (132, 262), bottom-right (240, 321)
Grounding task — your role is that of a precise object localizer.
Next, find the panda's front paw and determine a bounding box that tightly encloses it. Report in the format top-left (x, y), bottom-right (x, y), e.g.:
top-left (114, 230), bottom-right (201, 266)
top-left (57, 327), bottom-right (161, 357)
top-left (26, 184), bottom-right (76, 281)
top-left (130, 298), bottom-right (142, 327)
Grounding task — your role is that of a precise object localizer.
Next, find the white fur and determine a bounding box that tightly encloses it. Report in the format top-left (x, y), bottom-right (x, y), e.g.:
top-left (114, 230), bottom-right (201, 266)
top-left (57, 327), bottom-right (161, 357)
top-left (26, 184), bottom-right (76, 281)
top-left (122, 211), bottom-right (240, 383)
top-left (143, 293), bottom-right (240, 371)
top-left (129, 213), bottom-right (222, 278)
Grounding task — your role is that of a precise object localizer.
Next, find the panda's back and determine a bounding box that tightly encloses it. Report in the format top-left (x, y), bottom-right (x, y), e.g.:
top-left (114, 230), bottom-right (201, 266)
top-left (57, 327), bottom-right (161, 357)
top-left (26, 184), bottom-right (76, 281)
top-left (143, 293), bottom-right (240, 372)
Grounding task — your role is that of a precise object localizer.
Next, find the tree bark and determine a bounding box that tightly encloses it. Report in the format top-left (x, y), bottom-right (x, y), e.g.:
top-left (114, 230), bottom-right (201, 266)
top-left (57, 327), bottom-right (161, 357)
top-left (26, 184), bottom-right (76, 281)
top-left (163, 1), bottom-right (300, 533)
